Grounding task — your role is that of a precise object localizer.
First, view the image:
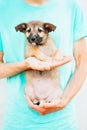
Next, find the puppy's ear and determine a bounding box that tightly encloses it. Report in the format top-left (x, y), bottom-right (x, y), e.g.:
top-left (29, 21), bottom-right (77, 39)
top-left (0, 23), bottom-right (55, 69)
top-left (44, 23), bottom-right (56, 33)
top-left (15, 23), bottom-right (27, 32)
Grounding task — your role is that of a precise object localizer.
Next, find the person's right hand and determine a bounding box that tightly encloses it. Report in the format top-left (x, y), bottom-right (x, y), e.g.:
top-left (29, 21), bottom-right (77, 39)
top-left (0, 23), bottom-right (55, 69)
top-left (24, 56), bottom-right (73, 71)
top-left (25, 57), bottom-right (51, 71)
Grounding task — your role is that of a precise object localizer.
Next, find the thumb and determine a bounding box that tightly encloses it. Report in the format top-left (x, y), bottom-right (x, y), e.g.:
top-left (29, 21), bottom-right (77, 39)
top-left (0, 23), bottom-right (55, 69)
top-left (25, 95), bottom-right (34, 108)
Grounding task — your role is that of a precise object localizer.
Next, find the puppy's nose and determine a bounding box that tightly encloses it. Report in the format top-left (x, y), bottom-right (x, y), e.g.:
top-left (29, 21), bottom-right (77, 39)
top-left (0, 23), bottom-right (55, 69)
top-left (31, 36), bottom-right (36, 42)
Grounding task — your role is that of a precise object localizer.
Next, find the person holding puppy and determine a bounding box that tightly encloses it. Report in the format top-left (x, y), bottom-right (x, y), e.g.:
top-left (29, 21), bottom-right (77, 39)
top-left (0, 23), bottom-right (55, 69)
top-left (0, 0), bottom-right (87, 130)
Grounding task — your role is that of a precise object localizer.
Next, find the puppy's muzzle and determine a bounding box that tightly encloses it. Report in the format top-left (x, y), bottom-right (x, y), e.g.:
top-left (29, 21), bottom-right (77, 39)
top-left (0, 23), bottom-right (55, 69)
top-left (27, 34), bottom-right (43, 45)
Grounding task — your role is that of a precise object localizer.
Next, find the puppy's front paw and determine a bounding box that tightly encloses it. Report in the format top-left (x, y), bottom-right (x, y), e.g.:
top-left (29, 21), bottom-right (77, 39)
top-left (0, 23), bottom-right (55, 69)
top-left (37, 55), bottom-right (46, 61)
top-left (53, 50), bottom-right (64, 61)
top-left (54, 55), bottom-right (64, 61)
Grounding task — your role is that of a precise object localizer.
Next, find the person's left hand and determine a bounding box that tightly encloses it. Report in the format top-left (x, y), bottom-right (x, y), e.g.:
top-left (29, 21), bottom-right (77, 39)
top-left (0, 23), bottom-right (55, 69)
top-left (25, 95), bottom-right (68, 115)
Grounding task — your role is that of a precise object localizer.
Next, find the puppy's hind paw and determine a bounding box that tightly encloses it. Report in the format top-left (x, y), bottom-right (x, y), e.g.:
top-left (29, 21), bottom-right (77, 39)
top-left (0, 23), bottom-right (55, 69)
top-left (33, 99), bottom-right (40, 105)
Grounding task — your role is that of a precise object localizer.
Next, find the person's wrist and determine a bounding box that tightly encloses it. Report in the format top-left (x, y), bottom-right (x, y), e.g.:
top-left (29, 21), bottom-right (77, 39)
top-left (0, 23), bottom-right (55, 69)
top-left (60, 93), bottom-right (70, 106)
top-left (20, 60), bottom-right (30, 70)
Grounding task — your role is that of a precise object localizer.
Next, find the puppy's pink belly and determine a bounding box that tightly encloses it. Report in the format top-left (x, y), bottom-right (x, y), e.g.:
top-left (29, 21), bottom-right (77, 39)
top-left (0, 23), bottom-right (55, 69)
top-left (32, 77), bottom-right (57, 99)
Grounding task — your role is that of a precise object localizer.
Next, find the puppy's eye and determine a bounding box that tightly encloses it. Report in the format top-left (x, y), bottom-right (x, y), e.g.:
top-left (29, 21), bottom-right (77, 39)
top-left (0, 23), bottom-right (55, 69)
top-left (38, 28), bottom-right (43, 33)
top-left (26, 28), bottom-right (31, 33)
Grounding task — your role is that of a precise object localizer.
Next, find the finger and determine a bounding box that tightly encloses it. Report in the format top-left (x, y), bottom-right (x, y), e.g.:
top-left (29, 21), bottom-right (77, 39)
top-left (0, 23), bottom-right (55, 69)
top-left (25, 95), bottom-right (34, 108)
top-left (51, 56), bottom-right (73, 69)
top-left (44, 107), bottom-right (61, 115)
top-left (43, 102), bottom-right (57, 109)
top-left (61, 56), bottom-right (73, 64)
top-left (25, 95), bottom-right (46, 114)
top-left (25, 95), bottom-right (40, 110)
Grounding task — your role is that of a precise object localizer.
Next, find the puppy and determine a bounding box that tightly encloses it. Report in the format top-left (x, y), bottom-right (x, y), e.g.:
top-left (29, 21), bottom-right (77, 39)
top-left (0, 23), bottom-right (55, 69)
top-left (15, 21), bottom-right (67, 105)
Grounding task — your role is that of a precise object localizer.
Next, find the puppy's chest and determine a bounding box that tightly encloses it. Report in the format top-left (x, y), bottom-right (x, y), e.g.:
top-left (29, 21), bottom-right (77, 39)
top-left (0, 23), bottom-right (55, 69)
top-left (39, 38), bottom-right (56, 56)
top-left (39, 45), bottom-right (54, 56)
top-left (25, 44), bottom-right (55, 57)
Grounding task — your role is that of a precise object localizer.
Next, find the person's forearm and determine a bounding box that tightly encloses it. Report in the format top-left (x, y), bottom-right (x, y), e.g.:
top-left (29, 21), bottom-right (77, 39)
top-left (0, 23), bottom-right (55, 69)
top-left (62, 61), bottom-right (87, 103)
top-left (0, 61), bottom-right (28, 79)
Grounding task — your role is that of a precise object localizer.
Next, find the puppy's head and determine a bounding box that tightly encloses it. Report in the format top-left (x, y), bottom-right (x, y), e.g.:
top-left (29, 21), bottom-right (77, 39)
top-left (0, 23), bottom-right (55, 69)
top-left (15, 21), bottom-right (56, 46)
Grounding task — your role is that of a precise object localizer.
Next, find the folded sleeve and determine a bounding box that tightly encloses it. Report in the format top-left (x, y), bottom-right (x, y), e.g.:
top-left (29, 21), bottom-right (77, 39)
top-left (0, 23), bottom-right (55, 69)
top-left (0, 33), bottom-right (3, 51)
top-left (73, 2), bottom-right (87, 42)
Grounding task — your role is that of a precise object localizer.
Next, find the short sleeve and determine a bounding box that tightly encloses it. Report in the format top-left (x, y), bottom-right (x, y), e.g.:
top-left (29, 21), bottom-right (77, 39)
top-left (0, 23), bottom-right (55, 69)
top-left (0, 33), bottom-right (3, 51)
top-left (73, 2), bottom-right (87, 42)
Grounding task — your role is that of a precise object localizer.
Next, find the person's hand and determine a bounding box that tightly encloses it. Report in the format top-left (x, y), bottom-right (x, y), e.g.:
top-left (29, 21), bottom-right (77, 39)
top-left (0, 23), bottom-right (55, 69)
top-left (25, 95), bottom-right (68, 115)
top-left (25, 57), bottom-right (51, 71)
top-left (24, 56), bottom-right (73, 71)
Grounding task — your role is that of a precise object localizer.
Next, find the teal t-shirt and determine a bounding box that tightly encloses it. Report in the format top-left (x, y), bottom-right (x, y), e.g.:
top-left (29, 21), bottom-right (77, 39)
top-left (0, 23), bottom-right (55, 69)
top-left (0, 0), bottom-right (87, 130)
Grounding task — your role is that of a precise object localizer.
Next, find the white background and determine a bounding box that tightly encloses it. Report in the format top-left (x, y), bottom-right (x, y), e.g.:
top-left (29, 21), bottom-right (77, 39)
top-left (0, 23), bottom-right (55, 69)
top-left (0, 0), bottom-right (87, 129)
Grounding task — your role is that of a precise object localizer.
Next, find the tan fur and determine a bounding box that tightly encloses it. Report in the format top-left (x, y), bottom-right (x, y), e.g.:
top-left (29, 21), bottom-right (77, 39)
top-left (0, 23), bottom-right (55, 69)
top-left (25, 30), bottom-right (63, 105)
top-left (15, 21), bottom-right (63, 105)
